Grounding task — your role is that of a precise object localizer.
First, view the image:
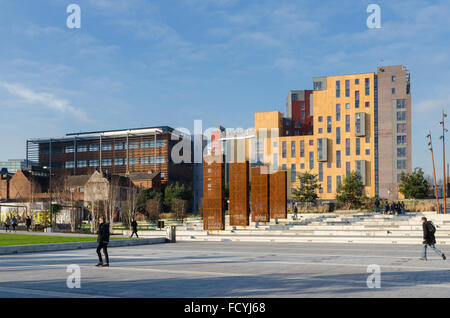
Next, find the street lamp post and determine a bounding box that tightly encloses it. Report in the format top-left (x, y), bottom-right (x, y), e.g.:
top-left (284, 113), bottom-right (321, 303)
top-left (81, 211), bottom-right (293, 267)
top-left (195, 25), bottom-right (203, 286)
top-left (440, 110), bottom-right (448, 214)
top-left (427, 132), bottom-right (440, 214)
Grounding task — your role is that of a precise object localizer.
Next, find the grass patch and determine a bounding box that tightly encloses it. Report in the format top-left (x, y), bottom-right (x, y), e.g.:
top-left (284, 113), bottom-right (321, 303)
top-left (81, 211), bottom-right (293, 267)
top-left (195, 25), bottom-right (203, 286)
top-left (0, 234), bottom-right (125, 247)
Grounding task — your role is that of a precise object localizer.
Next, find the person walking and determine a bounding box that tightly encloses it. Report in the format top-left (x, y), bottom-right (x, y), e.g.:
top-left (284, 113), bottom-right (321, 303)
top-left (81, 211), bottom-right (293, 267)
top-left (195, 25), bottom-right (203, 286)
top-left (11, 216), bottom-right (18, 232)
top-left (5, 217), bottom-right (11, 232)
top-left (420, 217), bottom-right (446, 261)
top-left (26, 216), bottom-right (32, 232)
top-left (293, 203), bottom-right (298, 221)
top-left (96, 217), bottom-right (110, 267)
top-left (130, 219), bottom-right (139, 238)
top-left (375, 197), bottom-right (380, 213)
top-left (384, 202), bottom-right (390, 215)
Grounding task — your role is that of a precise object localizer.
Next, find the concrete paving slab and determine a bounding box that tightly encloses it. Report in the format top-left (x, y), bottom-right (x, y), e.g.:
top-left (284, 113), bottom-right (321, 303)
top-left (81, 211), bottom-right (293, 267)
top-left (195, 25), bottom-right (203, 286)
top-left (0, 241), bottom-right (449, 298)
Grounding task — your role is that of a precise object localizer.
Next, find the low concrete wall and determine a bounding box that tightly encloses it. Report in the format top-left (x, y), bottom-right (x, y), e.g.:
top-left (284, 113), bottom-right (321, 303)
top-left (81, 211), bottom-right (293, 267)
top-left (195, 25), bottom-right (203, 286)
top-left (0, 237), bottom-right (166, 255)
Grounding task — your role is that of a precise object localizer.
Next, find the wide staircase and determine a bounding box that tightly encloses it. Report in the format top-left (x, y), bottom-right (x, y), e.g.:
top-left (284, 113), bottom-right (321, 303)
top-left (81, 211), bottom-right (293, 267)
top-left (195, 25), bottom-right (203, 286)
top-left (127, 212), bottom-right (450, 245)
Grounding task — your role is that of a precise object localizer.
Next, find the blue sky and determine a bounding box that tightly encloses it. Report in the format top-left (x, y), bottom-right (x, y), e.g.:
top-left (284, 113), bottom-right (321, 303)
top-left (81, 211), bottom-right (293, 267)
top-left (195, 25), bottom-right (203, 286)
top-left (0, 0), bottom-right (449, 179)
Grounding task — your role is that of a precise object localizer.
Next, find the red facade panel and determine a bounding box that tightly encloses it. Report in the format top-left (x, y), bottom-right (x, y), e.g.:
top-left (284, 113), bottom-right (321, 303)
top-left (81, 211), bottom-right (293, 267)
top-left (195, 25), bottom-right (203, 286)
top-left (202, 156), bottom-right (224, 230)
top-left (251, 166), bottom-right (270, 222)
top-left (269, 170), bottom-right (287, 219)
top-left (229, 162), bottom-right (249, 226)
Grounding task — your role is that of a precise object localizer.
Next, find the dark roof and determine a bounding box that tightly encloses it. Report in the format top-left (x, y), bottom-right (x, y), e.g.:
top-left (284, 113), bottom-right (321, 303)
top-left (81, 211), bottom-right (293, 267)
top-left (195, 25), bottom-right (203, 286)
top-left (66, 126), bottom-right (174, 136)
top-left (65, 175), bottom-right (91, 187)
top-left (126, 172), bottom-right (160, 182)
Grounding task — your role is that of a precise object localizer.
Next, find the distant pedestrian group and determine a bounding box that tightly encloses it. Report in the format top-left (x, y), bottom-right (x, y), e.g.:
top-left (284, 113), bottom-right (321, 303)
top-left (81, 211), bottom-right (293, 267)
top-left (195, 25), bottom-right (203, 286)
top-left (3, 216), bottom-right (18, 232)
top-left (384, 201), bottom-right (405, 215)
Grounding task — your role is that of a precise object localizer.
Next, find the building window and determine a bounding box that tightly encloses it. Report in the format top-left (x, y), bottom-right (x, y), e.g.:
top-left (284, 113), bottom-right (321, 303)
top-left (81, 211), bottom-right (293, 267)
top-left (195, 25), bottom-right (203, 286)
top-left (300, 163), bottom-right (305, 169)
top-left (318, 128), bottom-right (323, 134)
top-left (397, 148), bottom-right (407, 157)
top-left (129, 158), bottom-right (138, 165)
top-left (290, 141), bottom-right (296, 158)
top-left (319, 163), bottom-right (323, 182)
top-left (141, 140), bottom-right (152, 148)
top-left (336, 127), bottom-right (341, 145)
top-left (392, 76), bottom-right (396, 82)
top-left (309, 140), bottom-right (314, 146)
top-left (89, 144), bottom-right (99, 152)
top-left (355, 79), bottom-right (360, 85)
top-left (356, 138), bottom-right (361, 155)
top-left (327, 116), bottom-right (332, 133)
top-left (327, 162), bottom-right (332, 168)
top-left (77, 160), bottom-right (87, 168)
top-left (77, 145), bottom-right (87, 153)
top-left (101, 143), bottom-right (112, 151)
top-left (337, 176), bottom-right (342, 190)
top-left (336, 150), bottom-right (341, 168)
top-left (65, 145), bottom-right (75, 153)
top-left (396, 100), bottom-right (406, 109)
top-left (115, 142), bottom-right (126, 150)
top-left (355, 91), bottom-right (360, 108)
top-left (345, 80), bottom-right (350, 97)
top-left (301, 102), bottom-right (305, 110)
top-left (346, 115), bottom-right (350, 132)
top-left (336, 104), bottom-right (341, 121)
top-left (301, 112), bottom-right (305, 120)
top-left (282, 164), bottom-right (287, 171)
top-left (141, 157), bottom-right (150, 164)
top-left (397, 135), bottom-right (407, 145)
top-left (65, 161), bottom-right (75, 169)
top-left (161, 173), bottom-right (165, 179)
top-left (282, 141), bottom-right (287, 158)
top-left (365, 149), bottom-right (370, 155)
top-left (392, 88), bottom-right (396, 94)
top-left (114, 158), bottom-right (124, 166)
top-left (345, 103), bottom-right (350, 109)
top-left (300, 140), bottom-right (305, 158)
top-left (318, 116), bottom-right (323, 122)
top-left (365, 78), bottom-right (370, 96)
top-left (397, 160), bottom-right (407, 169)
top-left (355, 113), bottom-right (363, 135)
top-left (314, 81), bottom-right (323, 91)
top-left (346, 138), bottom-right (350, 156)
top-left (327, 176), bottom-right (332, 193)
top-left (89, 160), bottom-right (99, 167)
top-left (397, 124), bottom-right (407, 133)
top-left (292, 93), bottom-right (299, 102)
top-left (291, 164), bottom-right (296, 182)
top-left (336, 80), bottom-right (340, 98)
top-left (102, 159), bottom-right (112, 167)
top-left (346, 162), bottom-right (350, 177)
top-left (397, 111), bottom-right (406, 121)
top-left (365, 102), bottom-right (370, 108)
top-left (129, 141), bottom-right (138, 149)
top-left (366, 137), bottom-right (370, 143)
top-left (309, 152), bottom-right (314, 169)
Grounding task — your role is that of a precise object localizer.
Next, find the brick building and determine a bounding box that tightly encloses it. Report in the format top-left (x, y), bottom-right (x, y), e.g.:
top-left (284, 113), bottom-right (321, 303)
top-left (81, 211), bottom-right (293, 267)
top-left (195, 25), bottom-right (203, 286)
top-left (26, 126), bottom-right (193, 187)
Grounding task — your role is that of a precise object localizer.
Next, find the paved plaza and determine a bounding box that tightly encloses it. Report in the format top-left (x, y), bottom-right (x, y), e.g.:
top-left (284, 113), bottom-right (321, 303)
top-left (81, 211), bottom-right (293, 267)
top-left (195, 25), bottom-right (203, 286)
top-left (0, 241), bottom-right (449, 298)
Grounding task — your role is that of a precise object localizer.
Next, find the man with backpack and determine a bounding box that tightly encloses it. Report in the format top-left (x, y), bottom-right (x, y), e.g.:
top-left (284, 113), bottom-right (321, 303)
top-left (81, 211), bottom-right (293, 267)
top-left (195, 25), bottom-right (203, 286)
top-left (420, 217), bottom-right (446, 261)
top-left (95, 217), bottom-right (110, 267)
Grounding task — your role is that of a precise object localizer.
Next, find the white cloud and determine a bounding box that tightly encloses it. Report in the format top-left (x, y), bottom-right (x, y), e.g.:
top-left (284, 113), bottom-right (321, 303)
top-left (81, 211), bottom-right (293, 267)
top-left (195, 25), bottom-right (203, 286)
top-left (0, 81), bottom-right (89, 122)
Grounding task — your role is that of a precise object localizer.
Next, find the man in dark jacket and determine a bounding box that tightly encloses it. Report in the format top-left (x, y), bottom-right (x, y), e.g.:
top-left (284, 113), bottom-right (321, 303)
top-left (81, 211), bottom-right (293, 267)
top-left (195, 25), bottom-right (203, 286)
top-left (96, 217), bottom-right (110, 267)
top-left (26, 216), bottom-right (32, 232)
top-left (420, 217), bottom-right (446, 261)
top-left (130, 219), bottom-right (139, 238)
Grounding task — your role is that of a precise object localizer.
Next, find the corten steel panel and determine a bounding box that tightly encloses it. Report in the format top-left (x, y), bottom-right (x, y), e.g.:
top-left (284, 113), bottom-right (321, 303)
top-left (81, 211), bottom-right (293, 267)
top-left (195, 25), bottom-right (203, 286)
top-left (251, 166), bottom-right (270, 222)
top-left (269, 170), bottom-right (287, 219)
top-left (203, 157), bottom-right (224, 230)
top-left (229, 162), bottom-right (249, 226)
